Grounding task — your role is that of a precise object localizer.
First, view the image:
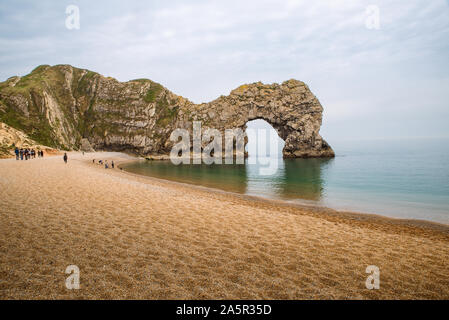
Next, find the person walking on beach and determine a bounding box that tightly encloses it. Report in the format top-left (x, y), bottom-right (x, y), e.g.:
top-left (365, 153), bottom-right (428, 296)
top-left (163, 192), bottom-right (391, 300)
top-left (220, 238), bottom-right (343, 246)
top-left (63, 153), bottom-right (68, 164)
top-left (15, 147), bottom-right (19, 160)
top-left (111, 161), bottom-right (115, 169)
top-left (19, 148), bottom-right (24, 160)
top-left (31, 149), bottom-right (35, 159)
top-left (105, 160), bottom-right (109, 169)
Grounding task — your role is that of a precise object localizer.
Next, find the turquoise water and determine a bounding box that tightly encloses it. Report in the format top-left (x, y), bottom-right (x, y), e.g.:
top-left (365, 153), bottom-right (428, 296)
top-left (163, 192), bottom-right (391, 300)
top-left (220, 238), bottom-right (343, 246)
top-left (121, 138), bottom-right (449, 224)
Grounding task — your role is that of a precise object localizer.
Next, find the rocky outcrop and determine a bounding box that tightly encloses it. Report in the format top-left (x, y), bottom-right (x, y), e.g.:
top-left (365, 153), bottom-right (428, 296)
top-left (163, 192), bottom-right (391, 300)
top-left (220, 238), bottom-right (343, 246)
top-left (0, 64), bottom-right (334, 158)
top-left (80, 138), bottom-right (94, 152)
top-left (0, 122), bottom-right (56, 158)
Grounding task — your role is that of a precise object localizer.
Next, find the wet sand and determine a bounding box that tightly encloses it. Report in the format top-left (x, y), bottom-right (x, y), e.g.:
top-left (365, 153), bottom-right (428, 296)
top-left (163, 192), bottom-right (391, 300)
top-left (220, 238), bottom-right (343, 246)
top-left (0, 152), bottom-right (448, 299)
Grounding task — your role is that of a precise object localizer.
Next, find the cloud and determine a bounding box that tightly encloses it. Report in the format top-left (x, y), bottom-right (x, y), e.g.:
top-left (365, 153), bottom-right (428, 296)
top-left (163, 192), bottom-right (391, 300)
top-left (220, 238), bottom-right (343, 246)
top-left (0, 0), bottom-right (448, 139)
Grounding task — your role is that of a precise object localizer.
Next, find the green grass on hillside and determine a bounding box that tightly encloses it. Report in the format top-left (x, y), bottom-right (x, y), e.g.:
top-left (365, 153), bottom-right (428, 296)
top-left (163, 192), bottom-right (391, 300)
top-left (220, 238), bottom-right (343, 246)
top-left (144, 83), bottom-right (164, 103)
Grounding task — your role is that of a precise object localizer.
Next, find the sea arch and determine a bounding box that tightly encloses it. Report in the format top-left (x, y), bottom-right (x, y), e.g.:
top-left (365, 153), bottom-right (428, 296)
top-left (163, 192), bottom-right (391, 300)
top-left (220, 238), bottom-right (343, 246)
top-left (191, 79), bottom-right (335, 158)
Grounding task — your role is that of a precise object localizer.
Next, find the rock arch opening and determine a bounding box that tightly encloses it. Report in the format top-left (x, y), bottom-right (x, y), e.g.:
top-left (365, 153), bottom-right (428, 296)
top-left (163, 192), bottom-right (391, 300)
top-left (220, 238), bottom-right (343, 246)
top-left (245, 119), bottom-right (285, 158)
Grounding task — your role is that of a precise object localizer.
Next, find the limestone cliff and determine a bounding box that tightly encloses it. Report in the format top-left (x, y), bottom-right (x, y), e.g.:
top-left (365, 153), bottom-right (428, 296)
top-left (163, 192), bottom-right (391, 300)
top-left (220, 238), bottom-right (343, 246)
top-left (0, 64), bottom-right (334, 158)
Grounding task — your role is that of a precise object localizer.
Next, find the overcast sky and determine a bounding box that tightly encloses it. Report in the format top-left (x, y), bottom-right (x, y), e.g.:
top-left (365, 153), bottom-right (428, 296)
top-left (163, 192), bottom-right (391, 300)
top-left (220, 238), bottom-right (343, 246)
top-left (1, 0), bottom-right (448, 143)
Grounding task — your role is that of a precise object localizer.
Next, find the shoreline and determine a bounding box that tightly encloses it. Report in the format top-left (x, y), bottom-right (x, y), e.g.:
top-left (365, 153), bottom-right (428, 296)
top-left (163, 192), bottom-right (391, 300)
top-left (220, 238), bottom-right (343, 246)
top-left (122, 169), bottom-right (449, 232)
top-left (109, 156), bottom-right (449, 232)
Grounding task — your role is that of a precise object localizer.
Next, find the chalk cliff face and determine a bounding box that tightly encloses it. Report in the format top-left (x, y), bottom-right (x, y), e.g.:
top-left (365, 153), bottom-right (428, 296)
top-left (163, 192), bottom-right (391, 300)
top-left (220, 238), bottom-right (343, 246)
top-left (0, 65), bottom-right (334, 158)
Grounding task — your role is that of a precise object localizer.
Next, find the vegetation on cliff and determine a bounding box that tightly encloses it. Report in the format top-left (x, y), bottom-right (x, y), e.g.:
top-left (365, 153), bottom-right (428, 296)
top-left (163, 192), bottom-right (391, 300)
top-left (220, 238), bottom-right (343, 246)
top-left (0, 64), bottom-right (334, 158)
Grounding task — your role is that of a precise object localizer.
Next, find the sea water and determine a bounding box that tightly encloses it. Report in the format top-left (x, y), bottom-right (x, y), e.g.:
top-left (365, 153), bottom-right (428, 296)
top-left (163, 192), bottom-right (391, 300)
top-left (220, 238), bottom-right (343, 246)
top-left (121, 138), bottom-right (449, 224)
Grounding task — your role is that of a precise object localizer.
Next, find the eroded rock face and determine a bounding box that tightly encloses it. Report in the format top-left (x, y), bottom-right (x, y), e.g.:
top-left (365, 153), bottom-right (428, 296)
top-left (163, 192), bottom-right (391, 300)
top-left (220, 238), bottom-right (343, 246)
top-left (0, 65), bottom-right (334, 158)
top-left (194, 81), bottom-right (334, 158)
top-left (0, 122), bottom-right (56, 158)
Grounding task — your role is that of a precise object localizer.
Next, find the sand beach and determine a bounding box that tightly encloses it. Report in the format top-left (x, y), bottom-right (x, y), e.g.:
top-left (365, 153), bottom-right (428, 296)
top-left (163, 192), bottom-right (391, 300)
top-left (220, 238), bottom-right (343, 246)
top-left (0, 152), bottom-right (448, 299)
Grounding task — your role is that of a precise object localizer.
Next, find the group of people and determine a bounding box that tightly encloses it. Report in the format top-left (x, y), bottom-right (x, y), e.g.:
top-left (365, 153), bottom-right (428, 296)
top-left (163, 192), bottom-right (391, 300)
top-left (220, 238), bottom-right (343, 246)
top-left (60, 154), bottom-right (116, 169)
top-left (93, 159), bottom-right (115, 169)
top-left (13, 149), bottom-right (118, 170)
top-left (15, 147), bottom-right (44, 160)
